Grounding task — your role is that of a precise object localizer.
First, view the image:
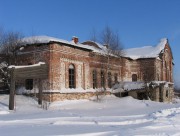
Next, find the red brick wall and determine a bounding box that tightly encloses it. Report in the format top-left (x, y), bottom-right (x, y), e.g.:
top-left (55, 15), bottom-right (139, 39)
top-left (122, 58), bottom-right (155, 81)
top-left (16, 41), bottom-right (174, 94)
top-left (48, 43), bottom-right (90, 90)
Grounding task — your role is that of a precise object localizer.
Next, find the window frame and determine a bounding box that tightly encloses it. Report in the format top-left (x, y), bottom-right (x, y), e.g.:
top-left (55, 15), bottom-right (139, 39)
top-left (69, 64), bottom-right (75, 89)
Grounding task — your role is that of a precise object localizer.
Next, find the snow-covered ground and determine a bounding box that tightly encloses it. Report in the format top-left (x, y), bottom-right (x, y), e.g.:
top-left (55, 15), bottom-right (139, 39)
top-left (0, 95), bottom-right (180, 136)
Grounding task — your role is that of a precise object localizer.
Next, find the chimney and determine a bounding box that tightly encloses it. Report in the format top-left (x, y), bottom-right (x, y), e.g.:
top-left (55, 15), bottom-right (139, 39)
top-left (72, 36), bottom-right (79, 44)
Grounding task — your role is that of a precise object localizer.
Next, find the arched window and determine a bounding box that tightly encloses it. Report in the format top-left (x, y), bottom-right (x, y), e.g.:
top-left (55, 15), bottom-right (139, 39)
top-left (92, 70), bottom-right (97, 89)
top-left (132, 74), bottom-right (137, 82)
top-left (108, 72), bottom-right (112, 88)
top-left (69, 64), bottom-right (75, 88)
top-left (101, 71), bottom-right (105, 88)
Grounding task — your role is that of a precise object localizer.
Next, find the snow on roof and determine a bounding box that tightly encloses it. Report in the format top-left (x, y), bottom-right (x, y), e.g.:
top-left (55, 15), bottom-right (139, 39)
top-left (112, 81), bottom-right (145, 93)
top-left (90, 42), bottom-right (109, 54)
top-left (150, 81), bottom-right (173, 88)
top-left (93, 41), bottom-right (107, 50)
top-left (22, 36), bottom-right (67, 45)
top-left (8, 62), bottom-right (45, 69)
top-left (111, 80), bottom-right (173, 93)
top-left (21, 36), bottom-right (114, 56)
top-left (81, 40), bottom-right (106, 50)
top-left (82, 41), bottom-right (119, 56)
top-left (123, 38), bottom-right (167, 60)
top-left (21, 36), bottom-right (94, 51)
top-left (21, 36), bottom-right (168, 59)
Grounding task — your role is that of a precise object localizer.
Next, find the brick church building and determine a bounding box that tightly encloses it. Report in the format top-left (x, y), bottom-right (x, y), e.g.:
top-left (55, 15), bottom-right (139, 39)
top-left (11, 36), bottom-right (174, 102)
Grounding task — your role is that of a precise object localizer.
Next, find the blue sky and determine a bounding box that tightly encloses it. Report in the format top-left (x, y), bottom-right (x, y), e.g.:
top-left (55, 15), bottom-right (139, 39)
top-left (0, 0), bottom-right (180, 86)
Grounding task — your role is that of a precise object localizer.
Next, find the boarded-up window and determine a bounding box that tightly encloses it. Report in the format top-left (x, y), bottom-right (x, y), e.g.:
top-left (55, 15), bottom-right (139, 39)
top-left (101, 71), bottom-right (105, 88)
top-left (114, 73), bottom-right (118, 84)
top-left (92, 70), bottom-right (97, 89)
top-left (108, 72), bottom-right (112, 88)
top-left (132, 74), bottom-right (137, 82)
top-left (69, 64), bottom-right (75, 88)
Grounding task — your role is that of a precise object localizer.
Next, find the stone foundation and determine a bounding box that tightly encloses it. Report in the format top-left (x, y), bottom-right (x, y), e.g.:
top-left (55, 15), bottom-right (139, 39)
top-left (40, 91), bottom-right (111, 102)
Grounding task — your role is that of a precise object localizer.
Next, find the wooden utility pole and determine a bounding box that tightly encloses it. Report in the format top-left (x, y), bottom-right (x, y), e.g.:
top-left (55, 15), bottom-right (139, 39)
top-left (9, 68), bottom-right (15, 110)
top-left (38, 79), bottom-right (42, 105)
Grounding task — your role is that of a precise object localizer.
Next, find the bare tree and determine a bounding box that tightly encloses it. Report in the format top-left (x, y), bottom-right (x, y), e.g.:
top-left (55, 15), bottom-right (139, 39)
top-left (90, 26), bottom-right (124, 100)
top-left (0, 28), bottom-right (24, 91)
top-left (100, 26), bottom-right (123, 88)
top-left (90, 26), bottom-right (123, 51)
top-left (90, 28), bottom-right (98, 42)
top-left (100, 26), bottom-right (122, 50)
